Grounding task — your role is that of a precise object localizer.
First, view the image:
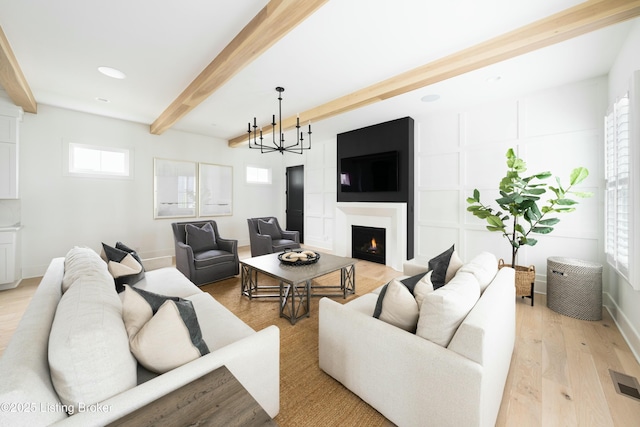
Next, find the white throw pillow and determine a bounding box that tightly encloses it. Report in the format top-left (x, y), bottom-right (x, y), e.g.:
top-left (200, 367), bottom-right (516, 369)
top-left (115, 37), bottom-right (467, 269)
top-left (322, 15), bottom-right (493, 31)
top-left (121, 285), bottom-right (209, 374)
top-left (129, 300), bottom-right (205, 373)
top-left (416, 271), bottom-right (480, 347)
top-left (376, 279), bottom-right (419, 332)
top-left (458, 252), bottom-right (498, 292)
top-left (414, 270), bottom-right (435, 308)
top-left (445, 250), bottom-right (464, 284)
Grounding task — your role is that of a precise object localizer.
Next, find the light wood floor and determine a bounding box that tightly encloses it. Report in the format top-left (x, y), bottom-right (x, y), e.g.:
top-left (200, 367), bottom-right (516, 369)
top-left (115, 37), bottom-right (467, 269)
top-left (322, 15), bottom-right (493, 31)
top-left (1, 249), bottom-right (639, 426)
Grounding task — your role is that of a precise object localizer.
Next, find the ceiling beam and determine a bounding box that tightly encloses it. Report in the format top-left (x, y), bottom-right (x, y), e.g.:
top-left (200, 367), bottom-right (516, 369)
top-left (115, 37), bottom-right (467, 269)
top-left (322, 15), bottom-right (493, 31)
top-left (150, 0), bottom-right (329, 135)
top-left (229, 0), bottom-right (640, 147)
top-left (0, 25), bottom-right (37, 114)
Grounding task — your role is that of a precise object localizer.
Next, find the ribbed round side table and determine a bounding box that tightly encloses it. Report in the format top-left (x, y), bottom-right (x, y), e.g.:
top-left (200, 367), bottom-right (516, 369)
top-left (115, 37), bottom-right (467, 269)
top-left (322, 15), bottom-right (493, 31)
top-left (546, 257), bottom-right (603, 321)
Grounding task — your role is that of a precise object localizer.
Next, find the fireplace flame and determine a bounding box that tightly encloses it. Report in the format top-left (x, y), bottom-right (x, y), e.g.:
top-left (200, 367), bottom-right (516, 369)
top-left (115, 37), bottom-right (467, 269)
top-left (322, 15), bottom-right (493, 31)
top-left (370, 237), bottom-right (377, 251)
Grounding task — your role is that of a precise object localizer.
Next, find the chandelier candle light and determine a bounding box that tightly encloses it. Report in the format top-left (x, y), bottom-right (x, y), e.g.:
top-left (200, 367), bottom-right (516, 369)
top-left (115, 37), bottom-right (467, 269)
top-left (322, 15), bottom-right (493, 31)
top-left (247, 87), bottom-right (311, 154)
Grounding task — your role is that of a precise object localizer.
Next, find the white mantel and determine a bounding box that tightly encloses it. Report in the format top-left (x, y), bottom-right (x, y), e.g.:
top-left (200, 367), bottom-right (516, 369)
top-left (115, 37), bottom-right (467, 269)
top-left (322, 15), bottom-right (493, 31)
top-left (335, 202), bottom-right (407, 271)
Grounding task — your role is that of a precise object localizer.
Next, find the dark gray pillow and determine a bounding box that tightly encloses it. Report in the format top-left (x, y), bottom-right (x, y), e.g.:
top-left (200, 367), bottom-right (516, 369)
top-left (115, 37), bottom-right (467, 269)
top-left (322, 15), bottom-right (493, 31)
top-left (102, 242), bottom-right (145, 292)
top-left (185, 222), bottom-right (218, 252)
top-left (258, 218), bottom-right (282, 239)
top-left (428, 245), bottom-right (455, 289)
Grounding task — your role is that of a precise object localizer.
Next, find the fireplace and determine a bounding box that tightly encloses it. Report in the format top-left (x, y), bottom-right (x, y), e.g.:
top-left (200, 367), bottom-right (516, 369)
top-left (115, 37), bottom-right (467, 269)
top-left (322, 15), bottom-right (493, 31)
top-left (352, 225), bottom-right (386, 264)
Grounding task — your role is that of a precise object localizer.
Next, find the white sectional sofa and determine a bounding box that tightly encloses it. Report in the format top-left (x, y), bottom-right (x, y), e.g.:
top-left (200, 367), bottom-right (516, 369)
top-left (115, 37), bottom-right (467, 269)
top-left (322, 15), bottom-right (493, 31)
top-left (0, 248), bottom-right (279, 427)
top-left (319, 252), bottom-right (515, 427)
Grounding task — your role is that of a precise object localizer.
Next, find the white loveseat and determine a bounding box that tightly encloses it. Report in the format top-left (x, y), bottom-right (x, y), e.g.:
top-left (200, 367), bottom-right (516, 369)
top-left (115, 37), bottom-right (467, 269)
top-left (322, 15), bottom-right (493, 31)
top-left (0, 248), bottom-right (280, 427)
top-left (319, 252), bottom-right (515, 427)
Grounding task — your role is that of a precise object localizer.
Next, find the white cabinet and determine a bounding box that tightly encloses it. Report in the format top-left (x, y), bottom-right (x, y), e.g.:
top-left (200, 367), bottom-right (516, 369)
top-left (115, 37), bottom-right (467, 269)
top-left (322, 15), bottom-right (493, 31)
top-left (0, 106), bottom-right (22, 199)
top-left (0, 229), bottom-right (20, 287)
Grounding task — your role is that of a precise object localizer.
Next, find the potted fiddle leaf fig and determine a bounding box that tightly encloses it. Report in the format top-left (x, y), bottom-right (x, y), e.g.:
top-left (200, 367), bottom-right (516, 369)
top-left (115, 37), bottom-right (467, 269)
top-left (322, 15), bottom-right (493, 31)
top-left (466, 148), bottom-right (592, 269)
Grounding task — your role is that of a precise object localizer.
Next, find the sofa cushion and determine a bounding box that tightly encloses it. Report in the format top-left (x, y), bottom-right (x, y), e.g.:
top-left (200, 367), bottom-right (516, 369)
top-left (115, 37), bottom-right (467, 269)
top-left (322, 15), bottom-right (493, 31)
top-left (133, 267), bottom-right (203, 298)
top-left (49, 252), bottom-right (137, 409)
top-left (372, 279), bottom-right (419, 332)
top-left (458, 252), bottom-right (498, 292)
top-left (122, 286), bottom-right (209, 374)
top-left (102, 242), bottom-right (145, 292)
top-left (186, 222), bottom-right (218, 252)
top-left (61, 246), bottom-right (110, 293)
top-left (186, 292), bottom-right (256, 350)
top-left (416, 271), bottom-right (480, 347)
top-left (258, 218), bottom-right (282, 239)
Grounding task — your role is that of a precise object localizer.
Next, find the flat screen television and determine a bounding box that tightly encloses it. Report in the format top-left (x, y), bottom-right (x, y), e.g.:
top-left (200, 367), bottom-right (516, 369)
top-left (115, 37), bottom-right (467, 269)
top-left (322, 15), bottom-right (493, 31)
top-left (340, 151), bottom-right (399, 193)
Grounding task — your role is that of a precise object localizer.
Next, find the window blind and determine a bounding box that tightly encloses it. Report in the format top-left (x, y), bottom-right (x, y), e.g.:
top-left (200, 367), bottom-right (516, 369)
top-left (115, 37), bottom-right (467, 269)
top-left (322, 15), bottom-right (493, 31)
top-left (605, 93), bottom-right (630, 279)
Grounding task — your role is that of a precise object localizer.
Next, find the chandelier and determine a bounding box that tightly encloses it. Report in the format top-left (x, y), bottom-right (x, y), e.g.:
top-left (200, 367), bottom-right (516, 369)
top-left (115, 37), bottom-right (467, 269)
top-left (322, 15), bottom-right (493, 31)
top-left (247, 87), bottom-right (311, 154)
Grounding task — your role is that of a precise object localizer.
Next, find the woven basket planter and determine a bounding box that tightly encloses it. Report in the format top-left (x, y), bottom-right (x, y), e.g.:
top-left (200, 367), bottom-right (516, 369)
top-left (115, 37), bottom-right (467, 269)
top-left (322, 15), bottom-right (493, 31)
top-left (498, 259), bottom-right (535, 305)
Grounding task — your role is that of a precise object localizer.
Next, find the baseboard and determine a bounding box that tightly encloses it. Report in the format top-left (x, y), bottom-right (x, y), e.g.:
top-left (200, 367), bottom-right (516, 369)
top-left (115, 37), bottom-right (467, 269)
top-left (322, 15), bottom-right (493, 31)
top-left (603, 291), bottom-right (640, 365)
top-left (0, 278), bottom-right (21, 291)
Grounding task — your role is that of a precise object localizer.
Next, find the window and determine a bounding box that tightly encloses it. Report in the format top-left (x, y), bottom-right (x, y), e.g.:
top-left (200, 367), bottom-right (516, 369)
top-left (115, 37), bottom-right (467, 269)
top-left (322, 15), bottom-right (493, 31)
top-left (605, 91), bottom-right (635, 285)
top-left (246, 165), bottom-right (271, 184)
top-left (605, 94), bottom-right (629, 278)
top-left (68, 143), bottom-right (130, 177)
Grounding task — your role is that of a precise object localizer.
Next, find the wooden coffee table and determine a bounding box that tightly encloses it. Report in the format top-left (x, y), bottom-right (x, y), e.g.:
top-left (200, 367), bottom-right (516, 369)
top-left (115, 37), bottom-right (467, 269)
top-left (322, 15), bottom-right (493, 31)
top-left (240, 251), bottom-right (356, 324)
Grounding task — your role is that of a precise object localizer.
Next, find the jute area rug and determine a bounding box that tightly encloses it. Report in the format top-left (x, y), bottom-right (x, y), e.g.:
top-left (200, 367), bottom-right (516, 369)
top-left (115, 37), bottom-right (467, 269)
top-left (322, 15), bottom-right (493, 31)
top-left (201, 259), bottom-right (398, 427)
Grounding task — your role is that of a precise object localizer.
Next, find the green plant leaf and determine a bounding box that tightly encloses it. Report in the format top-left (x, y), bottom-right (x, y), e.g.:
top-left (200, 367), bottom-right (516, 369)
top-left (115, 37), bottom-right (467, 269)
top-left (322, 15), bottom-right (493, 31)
top-left (473, 189), bottom-right (480, 202)
top-left (569, 167), bottom-right (589, 185)
top-left (533, 226), bottom-right (554, 234)
top-left (539, 218), bottom-right (560, 226)
top-left (487, 215), bottom-right (504, 228)
top-left (572, 191), bottom-right (593, 198)
top-left (466, 197), bottom-right (477, 204)
top-left (556, 198), bottom-right (578, 206)
top-left (534, 172), bottom-right (552, 180)
top-left (486, 226), bottom-right (503, 232)
top-left (526, 188), bottom-right (546, 195)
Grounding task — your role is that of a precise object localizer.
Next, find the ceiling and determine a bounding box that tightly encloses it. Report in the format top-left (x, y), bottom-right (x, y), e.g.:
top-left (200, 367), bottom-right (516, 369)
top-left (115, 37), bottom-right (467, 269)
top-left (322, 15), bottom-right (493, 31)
top-left (0, 0), bottom-right (638, 144)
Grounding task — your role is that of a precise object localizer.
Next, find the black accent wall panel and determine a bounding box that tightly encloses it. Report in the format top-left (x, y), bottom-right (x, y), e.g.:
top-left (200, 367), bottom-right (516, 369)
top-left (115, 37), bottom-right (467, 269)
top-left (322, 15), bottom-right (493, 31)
top-left (337, 117), bottom-right (414, 259)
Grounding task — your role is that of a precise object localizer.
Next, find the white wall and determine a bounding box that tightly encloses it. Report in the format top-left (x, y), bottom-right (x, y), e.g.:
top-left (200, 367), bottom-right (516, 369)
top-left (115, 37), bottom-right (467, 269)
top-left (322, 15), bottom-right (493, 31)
top-left (15, 105), bottom-right (284, 277)
top-left (606, 19), bottom-right (640, 360)
top-left (294, 78), bottom-right (606, 288)
top-left (415, 77), bottom-right (605, 293)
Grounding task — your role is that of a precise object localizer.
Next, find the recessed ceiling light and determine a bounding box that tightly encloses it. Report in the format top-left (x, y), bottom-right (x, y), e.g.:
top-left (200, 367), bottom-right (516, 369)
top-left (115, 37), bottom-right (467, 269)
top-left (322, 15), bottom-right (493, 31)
top-left (95, 97), bottom-right (110, 103)
top-left (98, 66), bottom-right (126, 79)
top-left (421, 94), bottom-right (440, 103)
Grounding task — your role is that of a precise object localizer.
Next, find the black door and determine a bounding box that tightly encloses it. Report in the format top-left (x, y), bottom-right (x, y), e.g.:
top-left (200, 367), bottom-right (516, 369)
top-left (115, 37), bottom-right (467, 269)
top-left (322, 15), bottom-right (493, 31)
top-left (286, 165), bottom-right (304, 243)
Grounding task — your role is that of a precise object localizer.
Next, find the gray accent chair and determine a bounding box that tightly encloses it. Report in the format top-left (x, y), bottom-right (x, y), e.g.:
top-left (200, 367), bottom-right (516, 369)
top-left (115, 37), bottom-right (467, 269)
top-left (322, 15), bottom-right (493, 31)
top-left (247, 217), bottom-right (301, 257)
top-left (171, 220), bottom-right (239, 286)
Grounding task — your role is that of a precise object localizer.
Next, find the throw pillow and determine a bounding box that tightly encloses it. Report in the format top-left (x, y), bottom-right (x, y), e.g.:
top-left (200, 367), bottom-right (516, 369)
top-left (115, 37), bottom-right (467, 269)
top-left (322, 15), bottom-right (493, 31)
top-left (185, 222), bottom-right (218, 252)
top-left (413, 270), bottom-right (435, 308)
top-left (102, 243), bottom-right (145, 292)
top-left (428, 244), bottom-right (462, 289)
top-left (416, 271), bottom-right (480, 347)
top-left (258, 218), bottom-right (282, 240)
top-left (446, 250), bottom-right (464, 284)
top-left (399, 271), bottom-right (427, 294)
top-left (121, 286), bottom-right (209, 374)
top-left (372, 279), bottom-right (419, 332)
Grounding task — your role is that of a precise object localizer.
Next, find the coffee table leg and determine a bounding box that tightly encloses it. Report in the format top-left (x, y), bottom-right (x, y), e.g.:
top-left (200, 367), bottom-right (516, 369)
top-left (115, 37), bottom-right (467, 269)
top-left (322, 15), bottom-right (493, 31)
top-left (279, 281), bottom-right (310, 325)
top-left (241, 264), bottom-right (258, 299)
top-left (341, 264), bottom-right (356, 298)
